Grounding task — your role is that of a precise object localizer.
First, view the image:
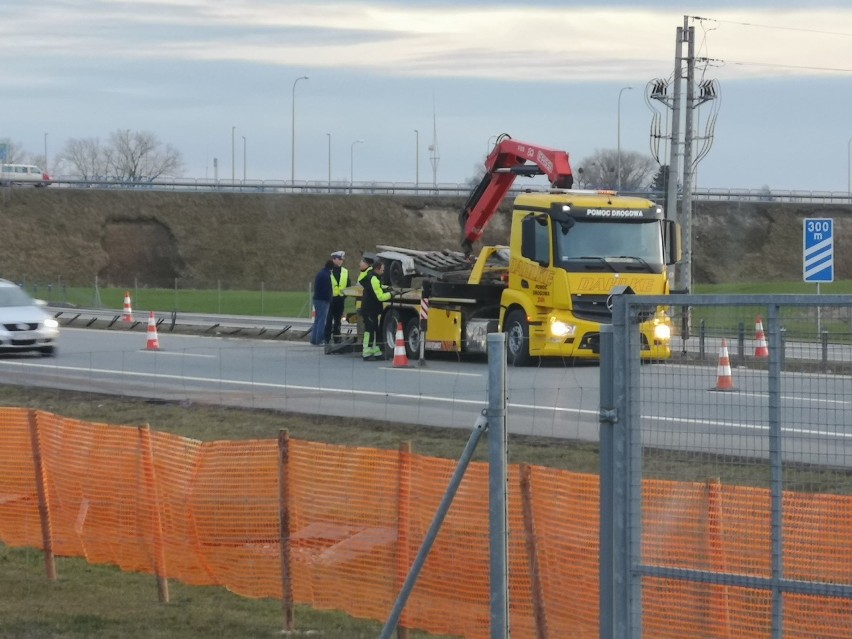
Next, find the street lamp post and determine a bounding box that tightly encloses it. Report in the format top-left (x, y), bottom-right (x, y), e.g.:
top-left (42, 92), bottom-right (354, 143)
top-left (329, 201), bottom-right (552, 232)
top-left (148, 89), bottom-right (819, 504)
top-left (291, 75), bottom-right (309, 186)
top-left (242, 136), bottom-right (246, 183)
top-left (414, 129), bottom-right (419, 191)
top-left (617, 86), bottom-right (632, 191)
top-left (43, 133), bottom-right (48, 171)
top-left (350, 139), bottom-right (364, 195)
top-left (326, 133), bottom-right (332, 192)
top-left (231, 126), bottom-right (236, 185)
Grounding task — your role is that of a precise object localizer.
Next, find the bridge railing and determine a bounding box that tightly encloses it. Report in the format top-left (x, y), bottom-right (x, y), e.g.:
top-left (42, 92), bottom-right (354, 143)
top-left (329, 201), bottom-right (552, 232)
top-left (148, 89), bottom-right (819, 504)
top-left (34, 176), bottom-right (852, 203)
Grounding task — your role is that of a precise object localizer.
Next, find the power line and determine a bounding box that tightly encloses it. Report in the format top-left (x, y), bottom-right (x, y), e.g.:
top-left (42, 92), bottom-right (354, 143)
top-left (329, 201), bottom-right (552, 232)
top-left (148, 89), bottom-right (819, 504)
top-left (690, 15), bottom-right (852, 38)
top-left (698, 57), bottom-right (852, 74)
top-left (689, 15), bottom-right (852, 74)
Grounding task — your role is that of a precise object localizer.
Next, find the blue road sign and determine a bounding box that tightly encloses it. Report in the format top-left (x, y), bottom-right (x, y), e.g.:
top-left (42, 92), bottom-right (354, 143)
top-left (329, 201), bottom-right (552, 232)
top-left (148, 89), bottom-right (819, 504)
top-left (803, 218), bottom-right (834, 283)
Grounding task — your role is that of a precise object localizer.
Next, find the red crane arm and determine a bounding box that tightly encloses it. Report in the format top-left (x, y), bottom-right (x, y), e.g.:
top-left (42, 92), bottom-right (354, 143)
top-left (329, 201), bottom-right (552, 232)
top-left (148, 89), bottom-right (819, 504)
top-left (459, 136), bottom-right (574, 254)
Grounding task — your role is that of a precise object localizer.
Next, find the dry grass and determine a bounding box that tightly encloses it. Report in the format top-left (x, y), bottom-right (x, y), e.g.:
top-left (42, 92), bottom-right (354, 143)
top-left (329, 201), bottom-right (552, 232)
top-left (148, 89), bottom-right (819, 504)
top-left (0, 384), bottom-right (598, 470)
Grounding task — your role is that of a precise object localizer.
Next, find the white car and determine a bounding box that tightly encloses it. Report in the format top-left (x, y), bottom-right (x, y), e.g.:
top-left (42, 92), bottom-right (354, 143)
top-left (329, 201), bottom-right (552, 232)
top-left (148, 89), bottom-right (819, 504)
top-left (0, 279), bottom-right (59, 356)
top-left (0, 164), bottom-right (52, 187)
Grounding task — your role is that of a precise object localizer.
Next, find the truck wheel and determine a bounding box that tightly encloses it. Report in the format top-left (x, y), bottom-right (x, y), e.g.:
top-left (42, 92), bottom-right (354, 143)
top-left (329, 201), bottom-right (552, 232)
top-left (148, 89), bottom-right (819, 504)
top-left (505, 310), bottom-right (532, 366)
top-left (382, 309), bottom-right (402, 358)
top-left (404, 316), bottom-right (422, 360)
top-left (388, 260), bottom-right (412, 288)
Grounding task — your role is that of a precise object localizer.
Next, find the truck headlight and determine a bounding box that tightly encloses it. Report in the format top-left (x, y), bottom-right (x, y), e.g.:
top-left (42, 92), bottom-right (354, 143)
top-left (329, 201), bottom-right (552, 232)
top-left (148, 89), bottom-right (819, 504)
top-left (653, 322), bottom-right (671, 340)
top-left (549, 318), bottom-right (575, 338)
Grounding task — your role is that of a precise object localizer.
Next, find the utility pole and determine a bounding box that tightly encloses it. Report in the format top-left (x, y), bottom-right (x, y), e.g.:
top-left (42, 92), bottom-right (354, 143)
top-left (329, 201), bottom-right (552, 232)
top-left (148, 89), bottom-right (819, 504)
top-left (617, 87), bottom-right (632, 191)
top-left (667, 24), bottom-right (685, 287)
top-left (649, 17), bottom-right (719, 347)
top-left (428, 103), bottom-right (440, 192)
top-left (414, 129), bottom-right (420, 191)
top-left (681, 19), bottom-right (696, 295)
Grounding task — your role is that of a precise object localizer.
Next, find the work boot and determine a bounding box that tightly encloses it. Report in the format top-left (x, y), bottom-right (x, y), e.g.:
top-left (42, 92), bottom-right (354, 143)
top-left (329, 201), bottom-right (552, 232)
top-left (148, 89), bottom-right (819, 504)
top-left (362, 334), bottom-right (372, 361)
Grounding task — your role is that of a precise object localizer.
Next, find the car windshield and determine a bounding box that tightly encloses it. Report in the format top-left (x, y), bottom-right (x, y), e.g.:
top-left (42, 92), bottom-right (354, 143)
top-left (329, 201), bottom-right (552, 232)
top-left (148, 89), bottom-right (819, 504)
top-left (0, 286), bottom-right (36, 308)
top-left (556, 219), bottom-right (664, 272)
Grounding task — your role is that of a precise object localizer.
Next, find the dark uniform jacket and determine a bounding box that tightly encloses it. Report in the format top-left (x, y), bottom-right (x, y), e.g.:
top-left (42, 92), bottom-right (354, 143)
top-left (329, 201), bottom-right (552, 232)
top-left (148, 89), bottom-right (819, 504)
top-left (360, 271), bottom-right (390, 316)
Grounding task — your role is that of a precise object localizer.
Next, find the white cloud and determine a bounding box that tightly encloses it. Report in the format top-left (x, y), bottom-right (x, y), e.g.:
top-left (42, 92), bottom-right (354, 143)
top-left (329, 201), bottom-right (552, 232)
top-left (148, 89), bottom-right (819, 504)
top-left (3, 1), bottom-right (852, 190)
top-left (6, 3), bottom-right (852, 82)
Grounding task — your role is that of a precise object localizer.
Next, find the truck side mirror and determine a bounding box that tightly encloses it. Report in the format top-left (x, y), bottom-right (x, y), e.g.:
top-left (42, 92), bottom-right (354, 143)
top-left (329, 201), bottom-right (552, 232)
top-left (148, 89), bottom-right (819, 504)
top-left (520, 214), bottom-right (550, 265)
top-left (663, 220), bottom-right (682, 265)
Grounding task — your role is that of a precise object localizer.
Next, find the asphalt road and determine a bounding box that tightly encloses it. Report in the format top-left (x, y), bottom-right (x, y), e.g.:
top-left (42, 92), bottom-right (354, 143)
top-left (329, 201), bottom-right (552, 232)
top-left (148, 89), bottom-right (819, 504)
top-left (2, 327), bottom-right (851, 466)
top-left (0, 327), bottom-right (602, 440)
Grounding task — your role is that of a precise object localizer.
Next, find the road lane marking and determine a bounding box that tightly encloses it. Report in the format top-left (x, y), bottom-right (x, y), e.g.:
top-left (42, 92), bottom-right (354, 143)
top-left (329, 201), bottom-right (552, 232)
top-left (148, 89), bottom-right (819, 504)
top-left (138, 350), bottom-right (216, 357)
top-left (724, 390), bottom-right (849, 405)
top-left (2, 363), bottom-right (850, 439)
top-left (642, 414), bottom-right (852, 439)
top-left (375, 365), bottom-right (481, 377)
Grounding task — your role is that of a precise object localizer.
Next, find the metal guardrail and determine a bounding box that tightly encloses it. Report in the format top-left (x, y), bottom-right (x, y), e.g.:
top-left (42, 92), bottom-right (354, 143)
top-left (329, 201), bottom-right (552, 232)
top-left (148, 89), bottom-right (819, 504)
top-left (48, 306), bottom-right (314, 339)
top-left (49, 305), bottom-right (852, 368)
top-left (37, 177), bottom-right (852, 204)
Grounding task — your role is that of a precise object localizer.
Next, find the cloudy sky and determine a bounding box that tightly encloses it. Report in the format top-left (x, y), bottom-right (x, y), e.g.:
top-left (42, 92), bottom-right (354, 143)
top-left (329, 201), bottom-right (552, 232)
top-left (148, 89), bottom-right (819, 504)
top-left (3, 1), bottom-right (852, 191)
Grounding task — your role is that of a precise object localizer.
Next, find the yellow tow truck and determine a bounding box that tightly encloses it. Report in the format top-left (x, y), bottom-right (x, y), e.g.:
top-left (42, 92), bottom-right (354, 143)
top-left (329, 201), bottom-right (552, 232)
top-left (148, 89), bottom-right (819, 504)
top-left (348, 134), bottom-right (681, 365)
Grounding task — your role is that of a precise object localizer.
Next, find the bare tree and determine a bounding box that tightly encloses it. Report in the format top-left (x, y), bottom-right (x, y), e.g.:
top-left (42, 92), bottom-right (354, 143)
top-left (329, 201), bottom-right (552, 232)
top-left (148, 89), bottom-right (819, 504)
top-left (59, 137), bottom-right (108, 181)
top-left (107, 129), bottom-right (183, 182)
top-left (58, 130), bottom-right (183, 182)
top-left (575, 149), bottom-right (657, 192)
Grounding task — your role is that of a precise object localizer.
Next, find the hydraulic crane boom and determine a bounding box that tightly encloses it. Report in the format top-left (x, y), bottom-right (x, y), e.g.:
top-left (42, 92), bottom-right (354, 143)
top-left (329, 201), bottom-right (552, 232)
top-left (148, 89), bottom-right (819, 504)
top-left (459, 134), bottom-right (574, 255)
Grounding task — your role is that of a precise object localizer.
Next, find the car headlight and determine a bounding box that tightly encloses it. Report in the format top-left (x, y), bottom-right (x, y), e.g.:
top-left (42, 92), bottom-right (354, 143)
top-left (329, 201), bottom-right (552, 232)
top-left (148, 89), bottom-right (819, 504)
top-left (549, 318), bottom-right (576, 338)
top-left (44, 318), bottom-right (59, 329)
top-left (653, 322), bottom-right (671, 340)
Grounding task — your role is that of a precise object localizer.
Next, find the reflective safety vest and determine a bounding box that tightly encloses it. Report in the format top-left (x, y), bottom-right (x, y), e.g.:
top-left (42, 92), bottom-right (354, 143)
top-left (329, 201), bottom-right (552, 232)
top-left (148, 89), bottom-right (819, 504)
top-left (331, 267), bottom-right (349, 297)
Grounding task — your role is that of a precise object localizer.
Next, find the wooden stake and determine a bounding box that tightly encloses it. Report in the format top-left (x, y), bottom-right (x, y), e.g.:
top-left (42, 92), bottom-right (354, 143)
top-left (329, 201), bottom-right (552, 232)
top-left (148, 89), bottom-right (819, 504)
top-left (278, 429), bottom-right (294, 632)
top-left (139, 424), bottom-right (169, 603)
top-left (396, 441), bottom-right (412, 639)
top-left (28, 410), bottom-right (56, 581)
top-left (520, 464), bottom-right (548, 639)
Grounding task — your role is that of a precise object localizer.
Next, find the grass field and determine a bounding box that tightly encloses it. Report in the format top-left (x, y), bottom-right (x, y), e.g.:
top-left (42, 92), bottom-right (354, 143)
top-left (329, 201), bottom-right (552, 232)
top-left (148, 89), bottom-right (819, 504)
top-left (28, 279), bottom-right (852, 319)
top-left (36, 284), bottom-right (317, 318)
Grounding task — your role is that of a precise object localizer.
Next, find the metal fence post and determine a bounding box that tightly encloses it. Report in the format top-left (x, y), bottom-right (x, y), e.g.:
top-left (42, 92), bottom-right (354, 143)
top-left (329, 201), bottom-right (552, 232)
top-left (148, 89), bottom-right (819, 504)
top-left (601, 293), bottom-right (643, 639)
top-left (599, 323), bottom-right (615, 639)
top-left (767, 304), bottom-right (783, 639)
top-left (624, 298), bottom-right (644, 639)
top-left (737, 321), bottom-right (745, 365)
top-left (487, 333), bottom-right (509, 639)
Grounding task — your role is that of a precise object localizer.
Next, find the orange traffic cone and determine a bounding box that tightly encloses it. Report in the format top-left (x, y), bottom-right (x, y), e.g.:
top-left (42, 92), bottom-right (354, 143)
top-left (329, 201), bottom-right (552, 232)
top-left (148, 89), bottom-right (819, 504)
top-left (711, 338), bottom-right (735, 391)
top-left (754, 316), bottom-right (769, 358)
top-left (146, 311), bottom-right (160, 351)
top-left (392, 322), bottom-right (409, 368)
top-left (122, 291), bottom-right (133, 323)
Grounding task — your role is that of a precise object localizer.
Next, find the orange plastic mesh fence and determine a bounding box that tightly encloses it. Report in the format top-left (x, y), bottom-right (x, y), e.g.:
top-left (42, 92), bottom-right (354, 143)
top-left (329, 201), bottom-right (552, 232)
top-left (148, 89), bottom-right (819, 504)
top-left (2, 406), bottom-right (851, 638)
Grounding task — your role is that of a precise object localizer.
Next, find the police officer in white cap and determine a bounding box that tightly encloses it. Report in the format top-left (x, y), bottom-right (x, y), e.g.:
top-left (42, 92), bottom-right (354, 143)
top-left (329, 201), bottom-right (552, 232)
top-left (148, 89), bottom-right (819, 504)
top-left (324, 251), bottom-right (350, 344)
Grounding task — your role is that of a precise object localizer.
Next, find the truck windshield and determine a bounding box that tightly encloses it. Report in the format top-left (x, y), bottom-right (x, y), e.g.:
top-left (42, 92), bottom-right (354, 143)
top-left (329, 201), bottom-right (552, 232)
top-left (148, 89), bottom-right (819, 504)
top-left (555, 219), bottom-right (664, 273)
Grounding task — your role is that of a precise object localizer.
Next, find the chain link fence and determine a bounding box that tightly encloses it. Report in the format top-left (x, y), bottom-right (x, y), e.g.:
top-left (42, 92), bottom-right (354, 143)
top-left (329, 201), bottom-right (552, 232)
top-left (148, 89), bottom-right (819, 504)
top-left (601, 294), bottom-right (852, 639)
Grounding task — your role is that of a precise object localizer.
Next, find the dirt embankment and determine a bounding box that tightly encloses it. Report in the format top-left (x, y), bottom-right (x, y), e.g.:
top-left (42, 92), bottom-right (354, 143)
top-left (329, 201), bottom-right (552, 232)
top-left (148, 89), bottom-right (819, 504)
top-left (1, 188), bottom-right (850, 290)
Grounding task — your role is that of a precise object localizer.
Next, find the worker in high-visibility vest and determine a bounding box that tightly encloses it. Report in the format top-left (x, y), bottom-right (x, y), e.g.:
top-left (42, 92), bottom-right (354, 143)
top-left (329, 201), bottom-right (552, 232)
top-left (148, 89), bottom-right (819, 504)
top-left (360, 260), bottom-right (391, 360)
top-left (357, 255), bottom-right (373, 284)
top-left (352, 255), bottom-right (374, 340)
top-left (324, 250), bottom-right (350, 344)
